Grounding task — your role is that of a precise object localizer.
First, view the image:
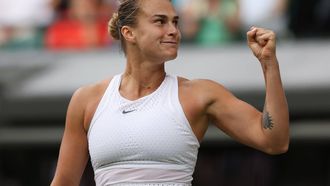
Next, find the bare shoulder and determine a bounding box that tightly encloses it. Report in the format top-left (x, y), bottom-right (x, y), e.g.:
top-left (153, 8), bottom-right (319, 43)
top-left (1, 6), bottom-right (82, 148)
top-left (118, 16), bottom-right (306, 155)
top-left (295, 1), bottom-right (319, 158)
top-left (177, 77), bottom-right (236, 140)
top-left (178, 76), bottom-right (231, 98)
top-left (68, 77), bottom-right (113, 131)
top-left (71, 78), bottom-right (112, 106)
top-left (177, 76), bottom-right (235, 110)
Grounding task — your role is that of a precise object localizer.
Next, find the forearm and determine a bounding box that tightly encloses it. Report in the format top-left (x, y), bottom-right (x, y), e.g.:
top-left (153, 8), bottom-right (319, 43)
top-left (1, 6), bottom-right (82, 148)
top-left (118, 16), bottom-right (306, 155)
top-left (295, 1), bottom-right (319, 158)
top-left (261, 57), bottom-right (289, 154)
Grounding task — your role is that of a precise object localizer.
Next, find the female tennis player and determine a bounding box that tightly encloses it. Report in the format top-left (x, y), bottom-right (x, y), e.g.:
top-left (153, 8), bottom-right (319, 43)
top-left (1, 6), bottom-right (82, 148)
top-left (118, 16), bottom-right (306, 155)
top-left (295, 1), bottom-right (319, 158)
top-left (51, 0), bottom-right (289, 185)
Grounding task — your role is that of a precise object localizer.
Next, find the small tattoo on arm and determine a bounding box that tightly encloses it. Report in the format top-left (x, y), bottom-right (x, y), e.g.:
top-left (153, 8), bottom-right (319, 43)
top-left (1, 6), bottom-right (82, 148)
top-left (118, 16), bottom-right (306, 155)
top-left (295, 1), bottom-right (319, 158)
top-left (263, 109), bottom-right (274, 130)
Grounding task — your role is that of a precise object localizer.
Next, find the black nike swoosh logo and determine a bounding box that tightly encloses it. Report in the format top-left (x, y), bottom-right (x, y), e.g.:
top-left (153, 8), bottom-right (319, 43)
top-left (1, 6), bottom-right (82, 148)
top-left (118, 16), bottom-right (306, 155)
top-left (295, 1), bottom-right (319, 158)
top-left (122, 109), bottom-right (136, 114)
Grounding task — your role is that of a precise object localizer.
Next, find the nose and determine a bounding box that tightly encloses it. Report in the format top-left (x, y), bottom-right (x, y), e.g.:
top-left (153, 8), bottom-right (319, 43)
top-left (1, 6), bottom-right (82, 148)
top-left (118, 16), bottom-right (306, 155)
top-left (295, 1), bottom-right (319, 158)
top-left (168, 22), bottom-right (179, 36)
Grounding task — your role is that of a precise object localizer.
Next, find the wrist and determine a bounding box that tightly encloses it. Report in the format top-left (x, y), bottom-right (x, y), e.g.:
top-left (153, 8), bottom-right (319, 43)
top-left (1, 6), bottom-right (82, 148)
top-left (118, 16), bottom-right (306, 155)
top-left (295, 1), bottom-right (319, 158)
top-left (261, 57), bottom-right (279, 72)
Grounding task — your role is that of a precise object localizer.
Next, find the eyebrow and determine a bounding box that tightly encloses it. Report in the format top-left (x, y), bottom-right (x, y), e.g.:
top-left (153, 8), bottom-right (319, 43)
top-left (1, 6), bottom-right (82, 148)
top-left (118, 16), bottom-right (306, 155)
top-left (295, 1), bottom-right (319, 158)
top-left (153, 14), bottom-right (179, 20)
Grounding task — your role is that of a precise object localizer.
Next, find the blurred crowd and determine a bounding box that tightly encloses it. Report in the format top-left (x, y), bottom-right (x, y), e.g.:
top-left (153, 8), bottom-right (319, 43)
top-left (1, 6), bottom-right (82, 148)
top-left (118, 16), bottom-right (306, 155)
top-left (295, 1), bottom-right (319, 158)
top-left (0, 0), bottom-right (329, 50)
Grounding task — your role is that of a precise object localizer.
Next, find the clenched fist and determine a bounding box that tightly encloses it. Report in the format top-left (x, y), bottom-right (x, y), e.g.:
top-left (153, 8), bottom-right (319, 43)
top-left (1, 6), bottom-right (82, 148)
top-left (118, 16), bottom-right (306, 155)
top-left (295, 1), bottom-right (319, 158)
top-left (247, 27), bottom-right (277, 66)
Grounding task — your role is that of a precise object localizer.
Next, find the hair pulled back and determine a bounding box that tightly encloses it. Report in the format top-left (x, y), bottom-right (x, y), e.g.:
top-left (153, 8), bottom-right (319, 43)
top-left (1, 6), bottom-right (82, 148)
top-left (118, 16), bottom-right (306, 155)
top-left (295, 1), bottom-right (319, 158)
top-left (108, 0), bottom-right (141, 52)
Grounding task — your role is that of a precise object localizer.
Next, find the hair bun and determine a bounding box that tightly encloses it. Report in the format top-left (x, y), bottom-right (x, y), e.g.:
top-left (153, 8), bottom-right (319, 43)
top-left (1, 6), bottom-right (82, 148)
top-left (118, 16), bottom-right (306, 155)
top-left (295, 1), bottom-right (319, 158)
top-left (108, 12), bottom-right (120, 40)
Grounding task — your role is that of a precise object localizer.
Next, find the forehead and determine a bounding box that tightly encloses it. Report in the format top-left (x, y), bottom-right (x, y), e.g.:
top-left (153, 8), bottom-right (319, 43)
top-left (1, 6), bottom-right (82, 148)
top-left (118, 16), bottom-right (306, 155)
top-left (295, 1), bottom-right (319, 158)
top-left (139, 0), bottom-right (177, 17)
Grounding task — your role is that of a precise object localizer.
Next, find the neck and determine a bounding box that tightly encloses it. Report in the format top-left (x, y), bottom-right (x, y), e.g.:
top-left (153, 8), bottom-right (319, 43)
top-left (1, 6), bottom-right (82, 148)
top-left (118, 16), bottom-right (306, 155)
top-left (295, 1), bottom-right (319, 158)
top-left (120, 60), bottom-right (166, 100)
top-left (123, 70), bottom-right (166, 89)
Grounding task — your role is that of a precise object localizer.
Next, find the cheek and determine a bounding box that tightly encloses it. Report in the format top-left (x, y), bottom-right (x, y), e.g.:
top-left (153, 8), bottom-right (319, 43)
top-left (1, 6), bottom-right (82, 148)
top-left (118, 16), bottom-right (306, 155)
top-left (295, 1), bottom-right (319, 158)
top-left (136, 35), bottom-right (160, 55)
top-left (140, 36), bottom-right (159, 49)
top-left (138, 28), bottom-right (157, 42)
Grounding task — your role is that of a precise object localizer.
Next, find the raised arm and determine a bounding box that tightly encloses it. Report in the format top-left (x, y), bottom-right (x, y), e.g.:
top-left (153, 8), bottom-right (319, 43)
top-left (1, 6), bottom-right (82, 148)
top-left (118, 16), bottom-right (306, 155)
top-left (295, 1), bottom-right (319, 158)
top-left (50, 88), bottom-right (90, 186)
top-left (247, 26), bottom-right (289, 153)
top-left (205, 27), bottom-right (289, 155)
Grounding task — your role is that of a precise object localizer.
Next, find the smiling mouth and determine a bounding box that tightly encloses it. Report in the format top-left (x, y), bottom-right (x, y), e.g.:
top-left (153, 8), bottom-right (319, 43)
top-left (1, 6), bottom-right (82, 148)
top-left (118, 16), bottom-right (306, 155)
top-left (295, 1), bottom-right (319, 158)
top-left (161, 41), bottom-right (178, 45)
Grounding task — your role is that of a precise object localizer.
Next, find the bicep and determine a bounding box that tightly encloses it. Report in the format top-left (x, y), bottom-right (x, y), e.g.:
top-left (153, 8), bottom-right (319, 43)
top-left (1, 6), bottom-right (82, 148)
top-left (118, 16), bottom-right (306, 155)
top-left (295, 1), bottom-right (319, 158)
top-left (51, 91), bottom-right (89, 186)
top-left (206, 85), bottom-right (266, 150)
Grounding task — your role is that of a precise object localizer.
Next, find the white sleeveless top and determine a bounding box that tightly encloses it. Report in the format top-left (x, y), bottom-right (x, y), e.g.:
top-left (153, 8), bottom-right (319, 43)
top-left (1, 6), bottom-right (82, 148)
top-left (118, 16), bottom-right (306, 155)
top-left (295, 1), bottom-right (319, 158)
top-left (87, 74), bottom-right (200, 186)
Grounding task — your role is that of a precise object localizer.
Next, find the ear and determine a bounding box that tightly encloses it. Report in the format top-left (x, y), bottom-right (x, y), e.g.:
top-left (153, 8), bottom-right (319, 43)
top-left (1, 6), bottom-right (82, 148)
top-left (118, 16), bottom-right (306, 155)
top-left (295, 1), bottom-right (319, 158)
top-left (121, 26), bottom-right (136, 44)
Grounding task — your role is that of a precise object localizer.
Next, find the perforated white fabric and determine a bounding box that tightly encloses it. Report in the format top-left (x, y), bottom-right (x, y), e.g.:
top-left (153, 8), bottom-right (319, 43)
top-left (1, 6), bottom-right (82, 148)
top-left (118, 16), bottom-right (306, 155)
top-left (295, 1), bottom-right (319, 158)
top-left (88, 74), bottom-right (200, 185)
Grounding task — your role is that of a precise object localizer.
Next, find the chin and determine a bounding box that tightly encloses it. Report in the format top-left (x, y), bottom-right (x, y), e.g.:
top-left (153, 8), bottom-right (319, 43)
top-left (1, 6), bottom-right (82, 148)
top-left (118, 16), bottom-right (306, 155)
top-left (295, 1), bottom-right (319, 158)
top-left (168, 48), bottom-right (179, 57)
top-left (164, 52), bottom-right (178, 61)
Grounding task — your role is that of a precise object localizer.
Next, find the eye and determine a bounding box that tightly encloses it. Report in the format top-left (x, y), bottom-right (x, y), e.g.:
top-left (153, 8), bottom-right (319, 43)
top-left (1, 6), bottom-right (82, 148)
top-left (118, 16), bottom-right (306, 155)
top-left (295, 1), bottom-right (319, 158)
top-left (155, 19), bottom-right (165, 25)
top-left (173, 19), bottom-right (179, 27)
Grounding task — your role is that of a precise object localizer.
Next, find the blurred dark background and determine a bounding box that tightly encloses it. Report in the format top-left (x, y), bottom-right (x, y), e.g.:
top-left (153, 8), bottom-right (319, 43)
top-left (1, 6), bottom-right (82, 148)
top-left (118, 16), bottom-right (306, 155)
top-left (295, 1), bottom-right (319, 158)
top-left (0, 0), bottom-right (330, 185)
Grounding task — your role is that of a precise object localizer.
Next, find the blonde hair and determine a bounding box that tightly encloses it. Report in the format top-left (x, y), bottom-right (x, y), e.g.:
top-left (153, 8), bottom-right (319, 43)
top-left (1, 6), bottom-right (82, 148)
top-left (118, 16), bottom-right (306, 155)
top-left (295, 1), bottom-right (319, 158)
top-left (108, 0), bottom-right (141, 52)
